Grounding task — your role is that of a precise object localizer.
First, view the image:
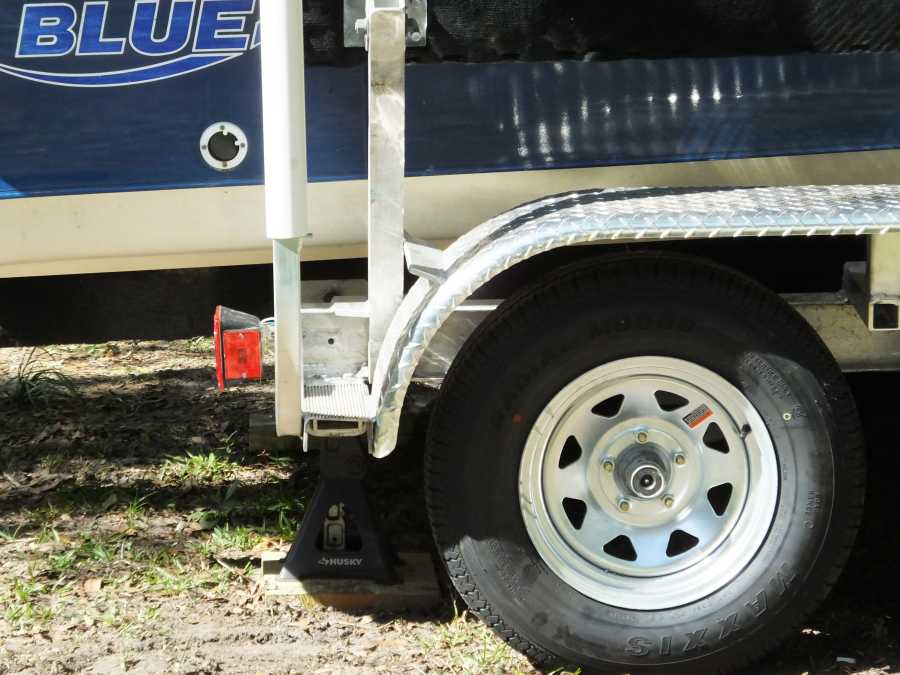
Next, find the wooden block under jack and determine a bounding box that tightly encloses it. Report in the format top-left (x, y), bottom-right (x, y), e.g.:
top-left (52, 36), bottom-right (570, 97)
top-left (248, 413), bottom-right (301, 453)
top-left (259, 551), bottom-right (442, 611)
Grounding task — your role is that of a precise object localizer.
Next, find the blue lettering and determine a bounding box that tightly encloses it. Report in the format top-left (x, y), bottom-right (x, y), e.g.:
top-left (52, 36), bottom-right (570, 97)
top-left (78, 2), bottom-right (125, 55)
top-left (131, 0), bottom-right (196, 56)
top-left (194, 0), bottom-right (254, 52)
top-left (16, 4), bottom-right (78, 58)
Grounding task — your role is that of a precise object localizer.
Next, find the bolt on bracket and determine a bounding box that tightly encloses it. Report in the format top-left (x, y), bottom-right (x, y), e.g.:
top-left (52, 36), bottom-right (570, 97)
top-left (344, 0), bottom-right (427, 48)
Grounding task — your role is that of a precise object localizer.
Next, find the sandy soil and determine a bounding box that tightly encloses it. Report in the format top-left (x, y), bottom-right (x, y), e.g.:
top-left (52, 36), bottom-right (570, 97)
top-left (0, 340), bottom-right (897, 674)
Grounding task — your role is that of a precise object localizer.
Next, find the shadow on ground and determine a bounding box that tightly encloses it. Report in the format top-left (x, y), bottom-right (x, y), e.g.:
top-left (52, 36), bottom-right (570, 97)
top-left (0, 343), bottom-right (897, 674)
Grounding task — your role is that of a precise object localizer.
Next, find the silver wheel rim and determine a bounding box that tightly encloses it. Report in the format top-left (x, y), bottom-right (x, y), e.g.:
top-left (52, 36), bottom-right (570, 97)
top-left (519, 356), bottom-right (779, 610)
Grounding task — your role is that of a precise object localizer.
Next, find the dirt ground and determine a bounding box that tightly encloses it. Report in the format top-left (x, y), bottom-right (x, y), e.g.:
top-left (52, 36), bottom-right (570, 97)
top-left (0, 340), bottom-right (897, 675)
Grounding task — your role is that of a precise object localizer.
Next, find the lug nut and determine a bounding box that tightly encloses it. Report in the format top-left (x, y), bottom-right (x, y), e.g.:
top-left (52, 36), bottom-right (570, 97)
top-left (674, 453), bottom-right (686, 466)
top-left (618, 498), bottom-right (631, 513)
top-left (663, 495), bottom-right (675, 508)
top-left (636, 431), bottom-right (649, 444)
top-left (602, 458), bottom-right (615, 473)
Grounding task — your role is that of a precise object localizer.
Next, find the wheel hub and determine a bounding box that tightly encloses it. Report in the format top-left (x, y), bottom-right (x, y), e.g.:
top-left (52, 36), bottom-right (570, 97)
top-left (616, 443), bottom-right (670, 499)
top-left (519, 356), bottom-right (779, 610)
top-left (588, 423), bottom-right (699, 532)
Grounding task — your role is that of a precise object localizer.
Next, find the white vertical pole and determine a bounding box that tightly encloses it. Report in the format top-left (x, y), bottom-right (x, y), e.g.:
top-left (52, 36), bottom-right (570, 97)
top-left (260, 0), bottom-right (308, 437)
top-left (366, 1), bottom-right (407, 373)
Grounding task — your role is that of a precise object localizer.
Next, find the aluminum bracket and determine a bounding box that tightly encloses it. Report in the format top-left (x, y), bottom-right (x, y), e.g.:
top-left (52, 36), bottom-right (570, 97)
top-left (344, 0), bottom-right (427, 48)
top-left (365, 0), bottom-right (407, 373)
top-left (865, 233), bottom-right (900, 330)
top-left (404, 236), bottom-right (448, 284)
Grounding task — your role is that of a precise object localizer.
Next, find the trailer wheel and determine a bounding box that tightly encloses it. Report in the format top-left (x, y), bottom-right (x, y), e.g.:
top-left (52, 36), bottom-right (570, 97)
top-left (425, 253), bottom-right (864, 673)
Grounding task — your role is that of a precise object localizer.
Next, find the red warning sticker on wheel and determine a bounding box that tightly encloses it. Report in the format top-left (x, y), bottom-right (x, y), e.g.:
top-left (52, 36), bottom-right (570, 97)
top-left (683, 404), bottom-right (713, 429)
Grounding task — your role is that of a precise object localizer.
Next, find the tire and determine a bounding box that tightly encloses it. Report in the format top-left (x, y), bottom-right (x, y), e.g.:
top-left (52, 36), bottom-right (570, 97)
top-left (425, 252), bottom-right (865, 674)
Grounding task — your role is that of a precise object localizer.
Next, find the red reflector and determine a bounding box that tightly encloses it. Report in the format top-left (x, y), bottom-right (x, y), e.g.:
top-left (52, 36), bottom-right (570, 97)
top-left (222, 330), bottom-right (263, 385)
top-left (214, 305), bottom-right (263, 390)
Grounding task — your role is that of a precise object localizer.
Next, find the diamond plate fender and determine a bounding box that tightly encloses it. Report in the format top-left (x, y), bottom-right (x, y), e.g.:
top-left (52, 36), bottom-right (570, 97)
top-left (369, 185), bottom-right (900, 458)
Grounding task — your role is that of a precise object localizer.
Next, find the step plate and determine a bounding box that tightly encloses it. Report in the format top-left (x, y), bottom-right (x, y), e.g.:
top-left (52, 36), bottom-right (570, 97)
top-left (304, 380), bottom-right (370, 420)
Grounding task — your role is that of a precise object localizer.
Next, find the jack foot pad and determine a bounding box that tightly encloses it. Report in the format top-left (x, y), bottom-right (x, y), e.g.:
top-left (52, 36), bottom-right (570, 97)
top-left (260, 551), bottom-right (442, 611)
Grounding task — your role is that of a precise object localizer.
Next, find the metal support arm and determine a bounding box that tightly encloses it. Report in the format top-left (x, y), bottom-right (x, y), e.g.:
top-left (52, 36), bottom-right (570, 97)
top-left (260, 0), bottom-right (309, 437)
top-left (365, 0), bottom-right (407, 375)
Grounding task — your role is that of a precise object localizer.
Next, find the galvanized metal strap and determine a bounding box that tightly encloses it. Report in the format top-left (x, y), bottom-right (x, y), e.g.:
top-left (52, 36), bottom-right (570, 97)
top-left (366, 0), bottom-right (408, 374)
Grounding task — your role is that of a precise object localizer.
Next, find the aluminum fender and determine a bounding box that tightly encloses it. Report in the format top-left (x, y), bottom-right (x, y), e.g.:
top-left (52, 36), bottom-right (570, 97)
top-left (370, 185), bottom-right (900, 458)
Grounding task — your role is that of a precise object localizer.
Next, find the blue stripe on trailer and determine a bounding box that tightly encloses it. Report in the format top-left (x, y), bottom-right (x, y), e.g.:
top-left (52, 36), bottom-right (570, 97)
top-left (2, 39), bottom-right (900, 199)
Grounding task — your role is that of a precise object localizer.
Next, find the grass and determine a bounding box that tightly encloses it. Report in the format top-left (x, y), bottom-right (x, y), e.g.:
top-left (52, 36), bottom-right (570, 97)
top-left (136, 560), bottom-right (201, 595)
top-left (259, 495), bottom-right (304, 539)
top-left (48, 550), bottom-right (78, 573)
top-left (0, 524), bottom-right (25, 541)
top-left (412, 604), bottom-right (583, 675)
top-left (3, 579), bottom-right (54, 630)
top-left (269, 508), bottom-right (299, 540)
top-left (162, 450), bottom-right (241, 482)
top-left (161, 432), bottom-right (244, 482)
top-left (36, 525), bottom-right (60, 544)
top-left (200, 524), bottom-right (261, 555)
top-left (125, 494), bottom-right (151, 529)
top-left (414, 604), bottom-right (533, 674)
top-left (19, 527), bottom-right (242, 598)
top-left (217, 431), bottom-right (240, 456)
top-left (77, 535), bottom-right (122, 563)
top-left (38, 485), bottom-right (154, 520)
top-left (1, 347), bottom-right (80, 408)
top-left (23, 530), bottom-right (209, 597)
top-left (25, 502), bottom-right (62, 527)
top-left (39, 451), bottom-right (69, 471)
top-left (26, 528), bottom-right (248, 597)
top-left (184, 336), bottom-right (214, 353)
top-left (138, 606), bottom-right (160, 623)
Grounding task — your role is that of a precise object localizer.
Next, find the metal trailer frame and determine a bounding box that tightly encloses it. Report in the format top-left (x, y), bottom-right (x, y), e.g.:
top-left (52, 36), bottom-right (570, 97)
top-left (260, 1), bottom-right (900, 457)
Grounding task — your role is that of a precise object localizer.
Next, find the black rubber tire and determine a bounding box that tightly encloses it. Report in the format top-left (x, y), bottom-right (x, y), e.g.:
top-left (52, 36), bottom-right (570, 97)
top-left (425, 252), bottom-right (865, 674)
